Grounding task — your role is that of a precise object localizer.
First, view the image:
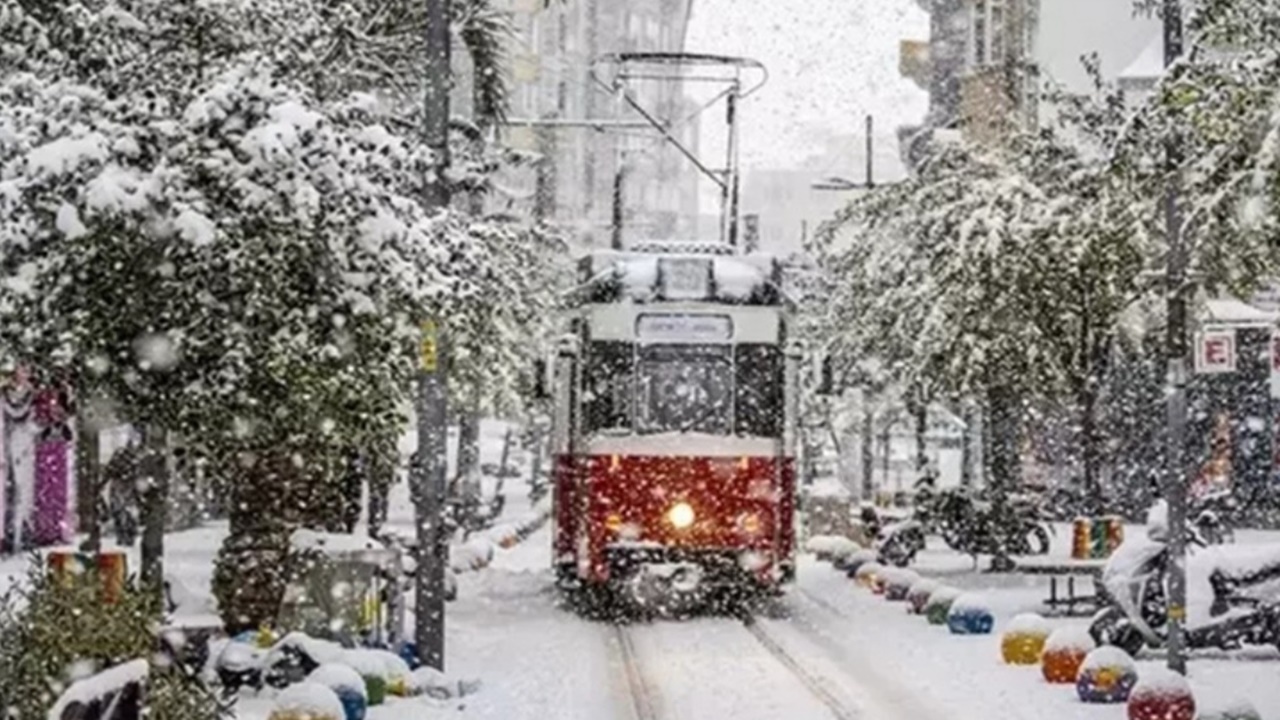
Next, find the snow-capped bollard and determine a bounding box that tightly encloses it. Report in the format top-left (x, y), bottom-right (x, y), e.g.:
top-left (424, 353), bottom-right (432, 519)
top-left (838, 549), bottom-right (877, 575)
top-left (1127, 668), bottom-right (1195, 720)
top-left (1000, 613), bottom-right (1051, 665)
top-left (853, 561), bottom-right (884, 590)
top-left (1041, 627), bottom-right (1095, 684)
top-left (367, 649), bottom-right (412, 696)
top-left (307, 664), bottom-right (368, 720)
top-left (805, 535), bottom-right (862, 563)
top-left (883, 568), bottom-right (921, 601)
top-left (946, 594), bottom-right (994, 635)
top-left (269, 681), bottom-right (345, 720)
top-left (1196, 698), bottom-right (1262, 720)
top-left (1075, 646), bottom-right (1138, 704)
top-left (339, 650), bottom-right (391, 706)
top-left (924, 587), bottom-right (962, 626)
top-left (906, 579), bottom-right (941, 615)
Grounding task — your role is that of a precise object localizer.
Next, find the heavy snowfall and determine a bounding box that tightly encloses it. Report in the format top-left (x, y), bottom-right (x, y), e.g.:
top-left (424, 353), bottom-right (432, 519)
top-left (5, 0), bottom-right (1280, 719)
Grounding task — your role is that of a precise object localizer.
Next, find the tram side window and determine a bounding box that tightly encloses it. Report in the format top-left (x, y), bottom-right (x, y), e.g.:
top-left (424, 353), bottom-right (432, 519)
top-left (584, 341), bottom-right (633, 434)
top-left (735, 344), bottom-right (782, 437)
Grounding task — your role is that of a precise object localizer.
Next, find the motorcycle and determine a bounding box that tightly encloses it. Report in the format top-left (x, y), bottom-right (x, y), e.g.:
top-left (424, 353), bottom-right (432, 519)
top-left (1090, 501), bottom-right (1280, 657)
top-left (932, 487), bottom-right (1052, 558)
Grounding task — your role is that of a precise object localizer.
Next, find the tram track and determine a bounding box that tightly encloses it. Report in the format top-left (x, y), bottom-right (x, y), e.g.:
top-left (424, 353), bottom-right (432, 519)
top-left (611, 623), bottom-right (664, 720)
top-left (740, 613), bottom-right (862, 720)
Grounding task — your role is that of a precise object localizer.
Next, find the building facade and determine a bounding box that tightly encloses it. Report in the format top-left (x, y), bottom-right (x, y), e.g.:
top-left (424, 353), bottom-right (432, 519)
top-left (480, 0), bottom-right (699, 248)
top-left (902, 0), bottom-right (1161, 151)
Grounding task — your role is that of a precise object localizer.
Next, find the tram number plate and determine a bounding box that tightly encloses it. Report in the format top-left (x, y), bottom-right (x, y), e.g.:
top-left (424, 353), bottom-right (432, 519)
top-left (636, 314), bottom-right (733, 342)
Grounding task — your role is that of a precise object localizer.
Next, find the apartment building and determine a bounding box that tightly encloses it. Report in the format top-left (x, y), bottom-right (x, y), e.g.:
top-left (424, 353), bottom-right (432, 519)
top-left (902, 0), bottom-right (1160, 152)
top-left (475, 0), bottom-right (699, 247)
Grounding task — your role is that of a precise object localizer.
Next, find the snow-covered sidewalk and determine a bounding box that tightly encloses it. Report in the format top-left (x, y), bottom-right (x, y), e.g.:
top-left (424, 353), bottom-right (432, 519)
top-left (795, 551), bottom-right (1280, 720)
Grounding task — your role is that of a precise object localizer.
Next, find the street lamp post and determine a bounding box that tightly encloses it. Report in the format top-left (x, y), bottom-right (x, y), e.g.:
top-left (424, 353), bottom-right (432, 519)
top-left (1162, 0), bottom-right (1189, 676)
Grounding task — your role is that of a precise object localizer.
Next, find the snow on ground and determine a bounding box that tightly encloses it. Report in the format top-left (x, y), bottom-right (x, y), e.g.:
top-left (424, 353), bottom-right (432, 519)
top-left (793, 534), bottom-right (1280, 720)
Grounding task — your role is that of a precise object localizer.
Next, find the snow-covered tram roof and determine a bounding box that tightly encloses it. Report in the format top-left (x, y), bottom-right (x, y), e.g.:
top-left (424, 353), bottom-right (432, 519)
top-left (575, 246), bottom-right (785, 306)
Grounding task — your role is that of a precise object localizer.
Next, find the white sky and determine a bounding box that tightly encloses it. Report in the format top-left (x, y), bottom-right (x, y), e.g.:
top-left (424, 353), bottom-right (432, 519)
top-left (684, 0), bottom-right (930, 173)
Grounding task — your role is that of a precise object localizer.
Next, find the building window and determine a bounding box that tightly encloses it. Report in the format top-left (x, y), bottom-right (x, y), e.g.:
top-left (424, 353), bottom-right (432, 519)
top-left (970, 0), bottom-right (1005, 67)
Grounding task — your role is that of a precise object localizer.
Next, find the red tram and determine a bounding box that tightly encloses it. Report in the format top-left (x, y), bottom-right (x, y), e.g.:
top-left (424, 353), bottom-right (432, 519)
top-left (547, 244), bottom-right (798, 608)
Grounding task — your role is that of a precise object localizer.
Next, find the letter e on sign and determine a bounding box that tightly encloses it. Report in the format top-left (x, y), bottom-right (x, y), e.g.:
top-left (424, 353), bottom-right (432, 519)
top-left (1195, 331), bottom-right (1236, 375)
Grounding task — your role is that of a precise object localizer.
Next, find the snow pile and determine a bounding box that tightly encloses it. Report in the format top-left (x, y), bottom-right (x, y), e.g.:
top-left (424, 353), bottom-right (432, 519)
top-left (619, 258), bottom-right (658, 300)
top-left (926, 585), bottom-right (961, 605)
top-left (47, 659), bottom-right (148, 720)
top-left (1130, 666), bottom-right (1194, 699)
top-left (339, 649), bottom-right (391, 679)
top-left (365, 649), bottom-right (411, 686)
top-left (1044, 626), bottom-right (1096, 653)
top-left (272, 681), bottom-right (345, 719)
top-left (450, 536), bottom-right (496, 573)
top-left (1005, 613), bottom-right (1051, 636)
top-left (266, 633), bottom-right (346, 668)
top-left (854, 561), bottom-right (885, 584)
top-left (307, 663), bottom-right (367, 698)
top-left (713, 257), bottom-right (766, 299)
top-left (1197, 697), bottom-right (1261, 720)
top-left (291, 529), bottom-right (384, 555)
top-left (806, 535), bottom-right (860, 558)
top-left (948, 593), bottom-right (992, 615)
top-left (1079, 645), bottom-right (1135, 672)
top-left (408, 667), bottom-right (483, 700)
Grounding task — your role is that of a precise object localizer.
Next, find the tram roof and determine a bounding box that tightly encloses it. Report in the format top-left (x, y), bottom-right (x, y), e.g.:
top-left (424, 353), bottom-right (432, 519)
top-left (574, 246), bottom-right (787, 307)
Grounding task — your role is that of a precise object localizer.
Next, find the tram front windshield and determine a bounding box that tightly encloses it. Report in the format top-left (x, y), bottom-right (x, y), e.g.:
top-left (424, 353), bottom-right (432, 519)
top-left (582, 341), bottom-right (782, 438)
top-left (636, 344), bottom-right (733, 435)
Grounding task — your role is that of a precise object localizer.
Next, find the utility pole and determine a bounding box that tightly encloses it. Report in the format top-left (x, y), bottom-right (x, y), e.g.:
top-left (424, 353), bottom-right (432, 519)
top-left (416, 0), bottom-right (451, 672)
top-left (1162, 0), bottom-right (1189, 676)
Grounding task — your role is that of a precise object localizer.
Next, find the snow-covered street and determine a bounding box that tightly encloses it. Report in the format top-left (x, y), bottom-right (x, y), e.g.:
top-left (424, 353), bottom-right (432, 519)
top-left (10, 494), bottom-right (1280, 720)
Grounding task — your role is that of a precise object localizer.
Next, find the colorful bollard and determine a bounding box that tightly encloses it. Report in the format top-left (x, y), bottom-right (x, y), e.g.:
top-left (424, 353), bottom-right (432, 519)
top-left (946, 594), bottom-right (994, 635)
top-left (1042, 627), bottom-right (1095, 684)
top-left (1000, 613), bottom-right (1050, 665)
top-left (906, 579), bottom-right (940, 615)
top-left (925, 587), bottom-right (961, 626)
top-left (1076, 647), bottom-right (1138, 704)
top-left (307, 664), bottom-right (368, 720)
top-left (883, 569), bottom-right (920, 602)
top-left (1127, 668), bottom-right (1195, 720)
top-left (854, 562), bottom-right (884, 590)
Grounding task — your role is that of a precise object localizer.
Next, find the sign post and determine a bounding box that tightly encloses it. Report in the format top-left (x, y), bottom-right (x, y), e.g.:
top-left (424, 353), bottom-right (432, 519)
top-left (413, 319), bottom-right (448, 670)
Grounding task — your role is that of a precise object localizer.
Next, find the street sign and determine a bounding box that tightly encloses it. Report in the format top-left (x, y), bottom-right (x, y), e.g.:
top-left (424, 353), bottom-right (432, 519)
top-left (1194, 330), bottom-right (1237, 374)
top-left (420, 320), bottom-right (439, 373)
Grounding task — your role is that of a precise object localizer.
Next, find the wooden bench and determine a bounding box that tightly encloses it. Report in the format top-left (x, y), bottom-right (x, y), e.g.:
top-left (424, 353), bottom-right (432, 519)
top-left (1015, 558), bottom-right (1109, 617)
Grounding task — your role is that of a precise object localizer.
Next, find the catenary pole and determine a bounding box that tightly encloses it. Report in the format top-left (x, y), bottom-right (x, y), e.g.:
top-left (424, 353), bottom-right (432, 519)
top-left (1162, 0), bottom-right (1188, 676)
top-left (415, 0), bottom-right (451, 672)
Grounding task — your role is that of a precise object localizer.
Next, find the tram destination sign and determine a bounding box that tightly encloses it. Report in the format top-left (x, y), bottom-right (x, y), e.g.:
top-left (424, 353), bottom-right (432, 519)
top-left (636, 313), bottom-right (733, 343)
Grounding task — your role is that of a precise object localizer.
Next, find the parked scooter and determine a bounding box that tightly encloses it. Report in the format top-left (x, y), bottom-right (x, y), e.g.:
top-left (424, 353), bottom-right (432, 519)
top-left (877, 519), bottom-right (926, 567)
top-left (1090, 501), bottom-right (1280, 657)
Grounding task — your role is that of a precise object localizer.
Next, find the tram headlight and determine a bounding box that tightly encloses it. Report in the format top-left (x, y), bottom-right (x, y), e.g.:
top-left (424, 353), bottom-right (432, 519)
top-left (667, 502), bottom-right (696, 530)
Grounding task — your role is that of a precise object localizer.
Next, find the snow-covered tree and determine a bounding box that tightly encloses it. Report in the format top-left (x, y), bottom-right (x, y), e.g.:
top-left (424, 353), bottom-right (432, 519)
top-left (0, 0), bottom-right (567, 627)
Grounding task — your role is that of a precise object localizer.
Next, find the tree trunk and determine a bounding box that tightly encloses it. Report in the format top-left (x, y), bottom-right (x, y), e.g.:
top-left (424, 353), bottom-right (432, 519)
top-left (76, 413), bottom-right (101, 553)
top-left (138, 425), bottom-right (168, 607)
top-left (913, 395), bottom-right (928, 475)
top-left (985, 383), bottom-right (1022, 572)
top-left (455, 392), bottom-right (481, 494)
top-left (960, 398), bottom-right (977, 488)
top-left (860, 408), bottom-right (875, 501)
